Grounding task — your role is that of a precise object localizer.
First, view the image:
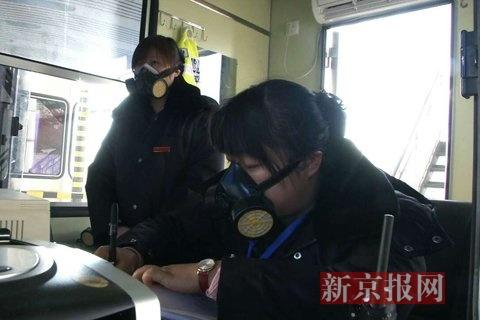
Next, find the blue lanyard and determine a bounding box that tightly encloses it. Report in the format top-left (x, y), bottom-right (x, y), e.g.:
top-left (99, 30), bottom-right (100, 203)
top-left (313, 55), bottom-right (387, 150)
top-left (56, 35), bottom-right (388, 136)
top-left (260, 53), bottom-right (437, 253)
top-left (247, 211), bottom-right (309, 259)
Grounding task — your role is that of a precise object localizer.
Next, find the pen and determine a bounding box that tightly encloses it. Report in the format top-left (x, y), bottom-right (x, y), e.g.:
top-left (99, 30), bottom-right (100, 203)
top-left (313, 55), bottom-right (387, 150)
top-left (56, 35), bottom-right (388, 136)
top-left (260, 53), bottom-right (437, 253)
top-left (108, 202), bottom-right (118, 264)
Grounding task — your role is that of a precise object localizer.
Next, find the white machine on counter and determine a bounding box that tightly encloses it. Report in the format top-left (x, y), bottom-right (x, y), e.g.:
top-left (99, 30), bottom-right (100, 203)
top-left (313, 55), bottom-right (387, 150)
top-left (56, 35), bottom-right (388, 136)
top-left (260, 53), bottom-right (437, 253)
top-left (0, 189), bottom-right (50, 241)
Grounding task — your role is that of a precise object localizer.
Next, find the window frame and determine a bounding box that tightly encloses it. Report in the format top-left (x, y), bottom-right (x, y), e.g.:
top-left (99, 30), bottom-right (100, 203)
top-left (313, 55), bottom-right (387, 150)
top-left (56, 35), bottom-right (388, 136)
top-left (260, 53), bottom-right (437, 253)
top-left (9, 93), bottom-right (69, 179)
top-left (0, 0), bottom-right (152, 214)
top-left (320, 0), bottom-right (455, 199)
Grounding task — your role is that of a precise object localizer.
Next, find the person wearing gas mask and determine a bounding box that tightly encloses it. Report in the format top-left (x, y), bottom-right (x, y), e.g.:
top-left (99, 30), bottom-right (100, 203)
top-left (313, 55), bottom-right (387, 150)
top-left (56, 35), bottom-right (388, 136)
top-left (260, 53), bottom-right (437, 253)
top-left (86, 35), bottom-right (223, 246)
top-left (95, 80), bottom-right (450, 320)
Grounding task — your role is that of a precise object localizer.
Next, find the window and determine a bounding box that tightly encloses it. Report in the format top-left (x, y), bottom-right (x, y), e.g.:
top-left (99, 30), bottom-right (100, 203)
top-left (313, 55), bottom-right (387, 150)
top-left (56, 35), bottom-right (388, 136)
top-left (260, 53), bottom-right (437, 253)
top-left (24, 95), bottom-right (66, 176)
top-left (323, 4), bottom-right (452, 199)
top-left (7, 68), bottom-right (128, 202)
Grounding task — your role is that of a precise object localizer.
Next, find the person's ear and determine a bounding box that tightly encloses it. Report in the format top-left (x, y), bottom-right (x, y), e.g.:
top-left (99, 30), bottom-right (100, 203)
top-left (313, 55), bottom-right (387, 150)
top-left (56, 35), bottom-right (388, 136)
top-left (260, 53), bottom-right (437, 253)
top-left (304, 151), bottom-right (323, 178)
top-left (172, 68), bottom-right (181, 78)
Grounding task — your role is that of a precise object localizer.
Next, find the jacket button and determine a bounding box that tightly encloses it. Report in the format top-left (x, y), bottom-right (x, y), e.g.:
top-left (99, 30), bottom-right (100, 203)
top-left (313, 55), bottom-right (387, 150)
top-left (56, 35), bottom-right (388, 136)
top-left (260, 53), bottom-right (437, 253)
top-left (137, 157), bottom-right (143, 163)
top-left (403, 245), bottom-right (414, 253)
top-left (432, 235), bottom-right (442, 244)
top-left (132, 204), bottom-right (137, 210)
top-left (293, 252), bottom-right (302, 260)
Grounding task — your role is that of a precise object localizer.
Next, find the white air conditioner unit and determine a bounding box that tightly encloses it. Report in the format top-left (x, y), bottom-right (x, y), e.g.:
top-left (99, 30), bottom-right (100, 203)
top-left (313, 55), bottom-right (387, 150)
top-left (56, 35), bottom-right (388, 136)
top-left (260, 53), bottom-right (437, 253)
top-left (312, 0), bottom-right (440, 25)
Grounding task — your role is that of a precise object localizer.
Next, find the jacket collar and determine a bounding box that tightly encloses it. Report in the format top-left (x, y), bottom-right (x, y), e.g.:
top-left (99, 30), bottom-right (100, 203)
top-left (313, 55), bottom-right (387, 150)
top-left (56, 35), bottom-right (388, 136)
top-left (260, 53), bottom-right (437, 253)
top-left (280, 213), bottom-right (318, 258)
top-left (164, 77), bottom-right (201, 113)
top-left (281, 139), bottom-right (452, 258)
top-left (313, 139), bottom-right (400, 245)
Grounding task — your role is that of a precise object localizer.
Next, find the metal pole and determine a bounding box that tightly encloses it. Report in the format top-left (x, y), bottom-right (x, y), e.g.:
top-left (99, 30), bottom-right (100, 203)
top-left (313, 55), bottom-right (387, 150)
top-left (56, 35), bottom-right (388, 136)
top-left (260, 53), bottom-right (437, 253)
top-left (376, 214), bottom-right (395, 273)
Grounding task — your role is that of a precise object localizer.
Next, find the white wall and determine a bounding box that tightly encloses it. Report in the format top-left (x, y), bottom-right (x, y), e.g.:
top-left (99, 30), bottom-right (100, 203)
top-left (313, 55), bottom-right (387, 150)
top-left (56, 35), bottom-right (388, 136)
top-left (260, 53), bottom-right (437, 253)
top-left (158, 0), bottom-right (271, 93)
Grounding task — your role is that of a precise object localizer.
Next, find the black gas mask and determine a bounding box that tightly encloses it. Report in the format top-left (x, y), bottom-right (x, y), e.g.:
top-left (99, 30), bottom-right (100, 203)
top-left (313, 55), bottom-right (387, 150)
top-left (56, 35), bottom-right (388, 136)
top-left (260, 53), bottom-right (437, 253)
top-left (125, 63), bottom-right (181, 98)
top-left (215, 160), bottom-right (300, 240)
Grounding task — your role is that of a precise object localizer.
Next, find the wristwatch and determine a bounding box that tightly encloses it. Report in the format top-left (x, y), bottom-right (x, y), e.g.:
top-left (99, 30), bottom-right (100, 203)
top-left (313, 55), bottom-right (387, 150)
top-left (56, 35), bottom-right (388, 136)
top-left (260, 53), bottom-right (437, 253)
top-left (197, 258), bottom-right (216, 293)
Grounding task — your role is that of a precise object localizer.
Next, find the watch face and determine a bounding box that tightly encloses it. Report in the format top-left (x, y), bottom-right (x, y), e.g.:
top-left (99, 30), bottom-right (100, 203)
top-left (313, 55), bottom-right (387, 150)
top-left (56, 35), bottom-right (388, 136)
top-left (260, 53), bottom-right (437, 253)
top-left (198, 258), bottom-right (215, 272)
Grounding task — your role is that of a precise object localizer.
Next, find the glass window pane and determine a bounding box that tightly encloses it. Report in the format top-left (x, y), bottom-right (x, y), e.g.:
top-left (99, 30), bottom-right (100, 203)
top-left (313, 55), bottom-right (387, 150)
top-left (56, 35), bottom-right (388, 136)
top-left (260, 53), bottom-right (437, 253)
top-left (7, 67), bottom-right (128, 203)
top-left (0, 0), bottom-right (142, 80)
top-left (24, 95), bottom-right (66, 176)
top-left (323, 4), bottom-right (452, 199)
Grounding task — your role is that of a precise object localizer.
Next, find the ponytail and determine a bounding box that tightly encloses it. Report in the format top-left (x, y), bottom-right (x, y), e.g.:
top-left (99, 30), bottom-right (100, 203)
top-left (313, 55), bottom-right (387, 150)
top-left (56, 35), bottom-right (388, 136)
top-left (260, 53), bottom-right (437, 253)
top-left (313, 90), bottom-right (346, 142)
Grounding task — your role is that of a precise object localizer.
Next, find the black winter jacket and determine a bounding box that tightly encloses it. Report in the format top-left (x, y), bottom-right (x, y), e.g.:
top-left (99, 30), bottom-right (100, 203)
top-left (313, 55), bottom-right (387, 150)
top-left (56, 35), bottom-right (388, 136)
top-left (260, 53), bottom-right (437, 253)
top-left (117, 139), bottom-right (451, 320)
top-left (86, 78), bottom-right (224, 245)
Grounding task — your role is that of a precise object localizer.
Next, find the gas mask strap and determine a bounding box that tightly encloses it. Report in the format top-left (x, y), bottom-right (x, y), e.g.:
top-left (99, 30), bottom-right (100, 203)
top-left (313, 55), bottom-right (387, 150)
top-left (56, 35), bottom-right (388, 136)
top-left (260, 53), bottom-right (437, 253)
top-left (156, 65), bottom-right (181, 78)
top-left (255, 160), bottom-right (301, 194)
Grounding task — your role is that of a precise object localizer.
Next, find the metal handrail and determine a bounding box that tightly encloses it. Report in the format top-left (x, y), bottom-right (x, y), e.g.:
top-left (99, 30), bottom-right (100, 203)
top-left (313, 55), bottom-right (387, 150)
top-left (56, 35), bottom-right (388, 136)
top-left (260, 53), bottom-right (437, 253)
top-left (393, 72), bottom-right (444, 179)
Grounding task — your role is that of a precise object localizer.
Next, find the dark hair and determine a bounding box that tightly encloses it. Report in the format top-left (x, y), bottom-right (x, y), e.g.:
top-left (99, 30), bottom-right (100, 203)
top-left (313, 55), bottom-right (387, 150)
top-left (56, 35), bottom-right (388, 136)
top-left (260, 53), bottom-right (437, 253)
top-left (314, 89), bottom-right (346, 142)
top-left (210, 79), bottom-right (345, 173)
top-left (131, 35), bottom-right (184, 71)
